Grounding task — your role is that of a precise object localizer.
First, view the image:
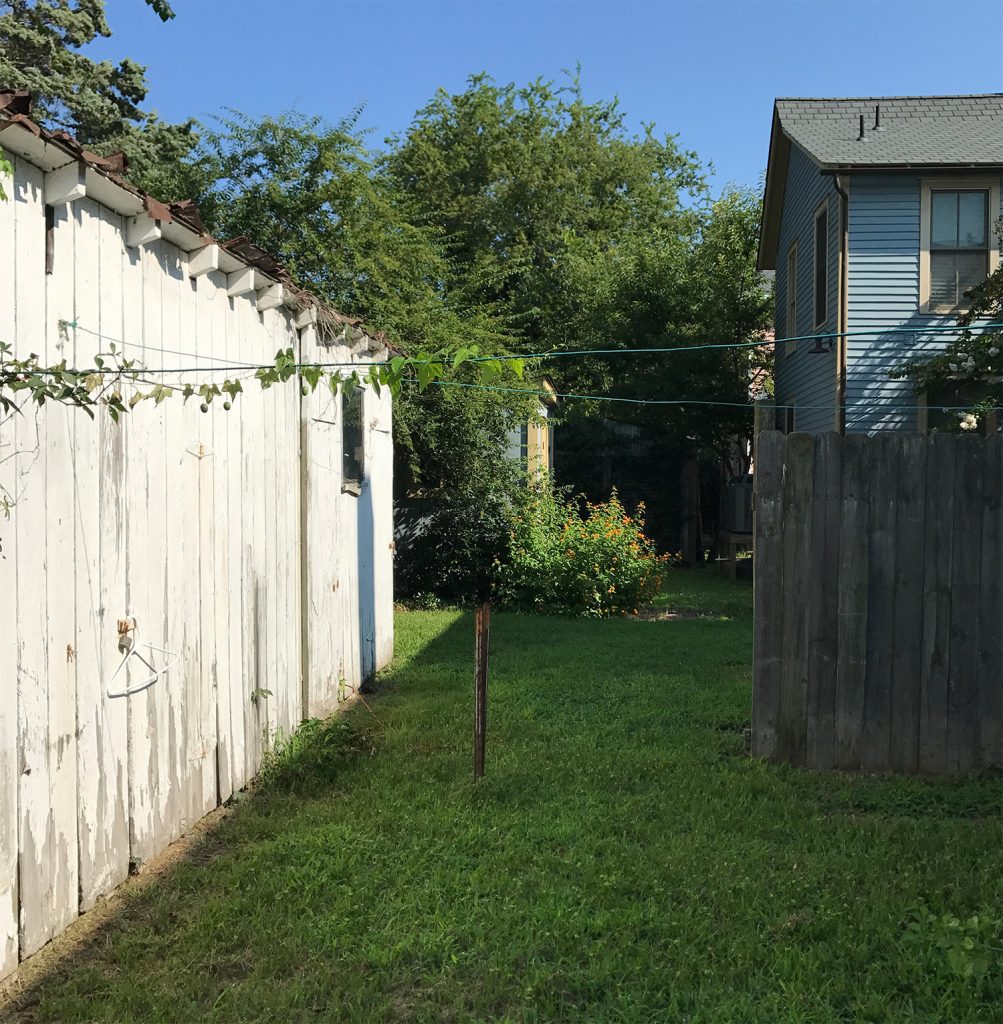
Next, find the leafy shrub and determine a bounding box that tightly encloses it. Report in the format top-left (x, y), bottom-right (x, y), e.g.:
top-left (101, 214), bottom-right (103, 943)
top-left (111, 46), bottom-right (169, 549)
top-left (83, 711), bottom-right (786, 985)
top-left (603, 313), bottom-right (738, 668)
top-left (395, 473), bottom-right (517, 605)
top-left (495, 486), bottom-right (668, 617)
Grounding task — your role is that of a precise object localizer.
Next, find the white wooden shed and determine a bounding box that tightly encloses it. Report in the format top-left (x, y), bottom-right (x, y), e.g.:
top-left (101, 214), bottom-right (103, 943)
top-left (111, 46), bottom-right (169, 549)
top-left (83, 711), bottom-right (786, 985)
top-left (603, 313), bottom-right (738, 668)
top-left (0, 92), bottom-right (394, 978)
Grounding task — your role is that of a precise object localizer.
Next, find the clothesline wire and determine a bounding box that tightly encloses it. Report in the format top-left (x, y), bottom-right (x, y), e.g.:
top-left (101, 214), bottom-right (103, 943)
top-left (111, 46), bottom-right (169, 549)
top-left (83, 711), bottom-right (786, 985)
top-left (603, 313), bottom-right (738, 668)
top-left (31, 318), bottom-right (1003, 377)
top-left (422, 378), bottom-right (1003, 414)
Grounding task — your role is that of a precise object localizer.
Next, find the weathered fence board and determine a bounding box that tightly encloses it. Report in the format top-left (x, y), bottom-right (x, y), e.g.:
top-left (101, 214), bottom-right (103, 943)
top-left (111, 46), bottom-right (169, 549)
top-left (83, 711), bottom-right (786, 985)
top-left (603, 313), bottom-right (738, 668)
top-left (919, 434), bottom-right (955, 773)
top-left (948, 439), bottom-right (984, 774)
top-left (861, 435), bottom-right (898, 770)
top-left (806, 432), bottom-right (841, 769)
top-left (889, 433), bottom-right (926, 771)
top-left (751, 431), bottom-right (784, 759)
top-left (0, 154), bottom-right (19, 978)
top-left (754, 430), bottom-right (1003, 775)
top-left (76, 200), bottom-right (128, 910)
top-left (778, 433), bottom-right (813, 763)
top-left (977, 434), bottom-right (1003, 769)
top-left (834, 435), bottom-right (870, 769)
top-left (17, 161), bottom-right (59, 958)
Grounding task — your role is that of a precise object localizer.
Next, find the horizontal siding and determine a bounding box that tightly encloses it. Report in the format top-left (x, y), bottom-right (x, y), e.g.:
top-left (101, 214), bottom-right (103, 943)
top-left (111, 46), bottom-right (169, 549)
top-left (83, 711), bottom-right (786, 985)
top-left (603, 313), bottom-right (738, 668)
top-left (846, 173), bottom-right (1003, 433)
top-left (774, 142), bottom-right (839, 434)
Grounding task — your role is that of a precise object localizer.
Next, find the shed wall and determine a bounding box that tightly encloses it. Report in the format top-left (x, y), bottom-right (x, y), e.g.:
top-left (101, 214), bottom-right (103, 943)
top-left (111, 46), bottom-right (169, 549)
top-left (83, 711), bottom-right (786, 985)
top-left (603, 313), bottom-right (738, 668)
top-left (0, 152), bottom-right (393, 979)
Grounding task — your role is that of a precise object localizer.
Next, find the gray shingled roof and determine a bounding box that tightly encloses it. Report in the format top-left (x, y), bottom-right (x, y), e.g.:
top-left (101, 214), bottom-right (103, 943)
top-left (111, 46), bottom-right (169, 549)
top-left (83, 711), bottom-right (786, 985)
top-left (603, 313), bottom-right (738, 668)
top-left (777, 95), bottom-right (1003, 167)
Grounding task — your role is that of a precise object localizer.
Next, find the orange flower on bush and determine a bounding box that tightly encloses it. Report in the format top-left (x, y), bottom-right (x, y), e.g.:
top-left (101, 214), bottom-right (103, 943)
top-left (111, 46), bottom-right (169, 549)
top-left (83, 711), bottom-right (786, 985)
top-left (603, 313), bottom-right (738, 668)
top-left (494, 486), bottom-right (665, 617)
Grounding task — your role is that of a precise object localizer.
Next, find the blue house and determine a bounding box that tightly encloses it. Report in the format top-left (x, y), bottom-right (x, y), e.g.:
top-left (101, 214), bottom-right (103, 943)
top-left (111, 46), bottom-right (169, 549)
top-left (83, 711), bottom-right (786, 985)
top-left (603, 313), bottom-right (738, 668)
top-left (758, 95), bottom-right (1003, 433)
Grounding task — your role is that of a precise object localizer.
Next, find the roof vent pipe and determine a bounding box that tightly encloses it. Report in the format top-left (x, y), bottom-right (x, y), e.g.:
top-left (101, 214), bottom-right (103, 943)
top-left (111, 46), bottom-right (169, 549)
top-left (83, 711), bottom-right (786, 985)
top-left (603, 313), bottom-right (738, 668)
top-left (873, 103), bottom-right (883, 131)
top-left (857, 113), bottom-right (866, 141)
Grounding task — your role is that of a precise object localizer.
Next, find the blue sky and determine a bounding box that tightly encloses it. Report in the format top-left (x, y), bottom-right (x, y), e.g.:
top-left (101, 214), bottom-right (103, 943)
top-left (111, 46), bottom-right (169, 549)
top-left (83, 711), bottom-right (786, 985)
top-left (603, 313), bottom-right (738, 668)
top-left (93, 0), bottom-right (1003, 190)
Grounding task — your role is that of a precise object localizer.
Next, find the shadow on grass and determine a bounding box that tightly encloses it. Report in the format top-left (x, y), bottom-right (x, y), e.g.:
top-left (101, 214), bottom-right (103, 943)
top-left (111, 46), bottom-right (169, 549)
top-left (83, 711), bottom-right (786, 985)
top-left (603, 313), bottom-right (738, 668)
top-left (6, 578), bottom-right (1003, 1023)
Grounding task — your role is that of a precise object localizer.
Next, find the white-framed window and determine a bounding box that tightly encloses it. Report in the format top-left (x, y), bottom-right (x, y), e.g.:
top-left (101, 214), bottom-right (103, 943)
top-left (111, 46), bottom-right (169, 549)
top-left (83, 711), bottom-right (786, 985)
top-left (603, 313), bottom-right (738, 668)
top-left (813, 201), bottom-right (828, 329)
top-left (341, 385), bottom-right (365, 494)
top-left (920, 179), bottom-right (1001, 313)
top-left (785, 243), bottom-right (798, 343)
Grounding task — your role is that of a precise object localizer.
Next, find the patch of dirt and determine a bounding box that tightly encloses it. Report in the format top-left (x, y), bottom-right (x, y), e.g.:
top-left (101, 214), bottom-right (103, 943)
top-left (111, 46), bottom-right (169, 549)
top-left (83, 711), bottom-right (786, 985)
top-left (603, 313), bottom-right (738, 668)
top-left (629, 609), bottom-right (718, 621)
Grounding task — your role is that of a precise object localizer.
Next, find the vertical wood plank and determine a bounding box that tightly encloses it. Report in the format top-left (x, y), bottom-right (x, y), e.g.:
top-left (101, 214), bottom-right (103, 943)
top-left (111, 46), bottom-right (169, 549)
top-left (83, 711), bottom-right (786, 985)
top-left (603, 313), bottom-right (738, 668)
top-left (301, 360), bottom-right (339, 717)
top-left (157, 244), bottom-right (189, 845)
top-left (16, 164), bottom-right (56, 956)
top-left (263, 345), bottom-right (279, 746)
top-left (183, 263), bottom-right (216, 821)
top-left (806, 432), bottom-right (842, 769)
top-left (286, 329), bottom-right (303, 729)
top-left (889, 433), bottom-right (927, 772)
top-left (977, 433), bottom-right (1003, 771)
top-left (45, 203), bottom-right (79, 945)
top-left (271, 314), bottom-right (290, 739)
top-left (204, 272), bottom-right (231, 805)
top-left (835, 434), bottom-right (871, 770)
top-left (245, 296), bottom-right (267, 773)
top-left (947, 437), bottom-right (982, 773)
top-left (219, 275), bottom-right (246, 793)
top-left (0, 152), bottom-right (19, 979)
top-left (751, 430), bottom-right (784, 760)
top-left (777, 433), bottom-right (814, 765)
top-left (374, 383), bottom-right (395, 670)
top-left (128, 242), bottom-right (171, 865)
top-left (74, 199), bottom-right (129, 909)
top-left (861, 434), bottom-right (899, 770)
top-left (919, 433), bottom-right (955, 774)
top-left (123, 226), bottom-right (150, 866)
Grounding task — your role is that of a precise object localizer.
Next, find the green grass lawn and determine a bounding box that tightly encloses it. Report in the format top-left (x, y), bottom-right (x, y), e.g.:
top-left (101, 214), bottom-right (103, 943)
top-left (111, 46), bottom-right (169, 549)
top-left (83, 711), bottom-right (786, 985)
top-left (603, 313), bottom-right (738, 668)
top-left (8, 570), bottom-right (1003, 1023)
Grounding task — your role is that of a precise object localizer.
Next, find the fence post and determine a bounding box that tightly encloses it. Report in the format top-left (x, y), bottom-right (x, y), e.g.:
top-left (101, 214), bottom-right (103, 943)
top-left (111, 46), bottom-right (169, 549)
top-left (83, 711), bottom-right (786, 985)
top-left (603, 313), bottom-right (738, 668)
top-left (474, 602), bottom-right (491, 778)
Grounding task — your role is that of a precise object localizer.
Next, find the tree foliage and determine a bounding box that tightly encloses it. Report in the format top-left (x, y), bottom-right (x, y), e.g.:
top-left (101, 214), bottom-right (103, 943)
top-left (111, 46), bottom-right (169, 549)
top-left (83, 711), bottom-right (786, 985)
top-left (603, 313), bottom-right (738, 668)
top-left (387, 72), bottom-right (705, 349)
top-left (0, 0), bottom-right (192, 193)
top-left (1, 40), bottom-right (776, 576)
top-left (387, 75), bottom-right (772, 550)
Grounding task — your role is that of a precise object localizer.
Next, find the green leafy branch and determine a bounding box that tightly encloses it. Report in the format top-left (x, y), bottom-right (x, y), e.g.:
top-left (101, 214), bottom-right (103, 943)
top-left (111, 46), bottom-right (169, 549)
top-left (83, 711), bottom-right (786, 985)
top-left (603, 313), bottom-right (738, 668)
top-left (0, 333), bottom-right (522, 421)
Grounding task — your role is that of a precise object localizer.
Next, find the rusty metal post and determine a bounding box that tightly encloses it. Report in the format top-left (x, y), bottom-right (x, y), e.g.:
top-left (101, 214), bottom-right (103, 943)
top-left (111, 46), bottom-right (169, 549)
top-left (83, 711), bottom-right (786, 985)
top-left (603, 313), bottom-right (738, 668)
top-left (474, 601), bottom-right (491, 778)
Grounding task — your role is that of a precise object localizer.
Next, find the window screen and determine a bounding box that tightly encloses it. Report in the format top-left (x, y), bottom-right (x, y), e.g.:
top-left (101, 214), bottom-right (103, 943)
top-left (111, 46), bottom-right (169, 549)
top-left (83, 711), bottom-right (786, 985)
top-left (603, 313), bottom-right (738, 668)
top-left (930, 190), bottom-right (989, 311)
top-left (342, 386), bottom-right (364, 488)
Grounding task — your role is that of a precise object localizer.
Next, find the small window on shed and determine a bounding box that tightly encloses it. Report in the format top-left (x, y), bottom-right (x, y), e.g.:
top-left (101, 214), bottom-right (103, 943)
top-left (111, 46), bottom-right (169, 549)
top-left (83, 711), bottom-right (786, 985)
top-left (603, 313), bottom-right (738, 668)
top-left (813, 204), bottom-right (828, 329)
top-left (342, 386), bottom-right (364, 493)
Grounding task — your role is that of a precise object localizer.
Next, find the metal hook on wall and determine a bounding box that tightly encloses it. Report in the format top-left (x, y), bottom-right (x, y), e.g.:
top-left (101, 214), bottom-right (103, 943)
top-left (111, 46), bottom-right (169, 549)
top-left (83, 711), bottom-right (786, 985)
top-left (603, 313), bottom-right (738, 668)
top-left (105, 618), bottom-right (179, 699)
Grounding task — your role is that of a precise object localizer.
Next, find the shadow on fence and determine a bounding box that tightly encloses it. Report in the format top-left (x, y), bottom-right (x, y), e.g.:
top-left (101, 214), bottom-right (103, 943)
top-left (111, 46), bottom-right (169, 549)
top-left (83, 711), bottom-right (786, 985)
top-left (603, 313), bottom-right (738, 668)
top-left (753, 430), bottom-right (1003, 775)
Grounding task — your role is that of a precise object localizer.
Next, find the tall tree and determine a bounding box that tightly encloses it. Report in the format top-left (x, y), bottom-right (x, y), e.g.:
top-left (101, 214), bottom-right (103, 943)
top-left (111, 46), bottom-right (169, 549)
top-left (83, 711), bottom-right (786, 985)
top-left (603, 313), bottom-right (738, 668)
top-left (388, 74), bottom-right (771, 551)
top-left (0, 0), bottom-right (192, 194)
top-left (552, 186), bottom-right (773, 548)
top-left (387, 72), bottom-right (705, 351)
top-left (172, 109), bottom-right (536, 477)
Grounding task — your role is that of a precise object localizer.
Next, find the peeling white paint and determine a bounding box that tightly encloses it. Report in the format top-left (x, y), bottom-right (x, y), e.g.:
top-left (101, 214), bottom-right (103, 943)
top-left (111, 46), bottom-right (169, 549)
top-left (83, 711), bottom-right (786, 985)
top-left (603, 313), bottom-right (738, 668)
top-left (0, 142), bottom-right (393, 981)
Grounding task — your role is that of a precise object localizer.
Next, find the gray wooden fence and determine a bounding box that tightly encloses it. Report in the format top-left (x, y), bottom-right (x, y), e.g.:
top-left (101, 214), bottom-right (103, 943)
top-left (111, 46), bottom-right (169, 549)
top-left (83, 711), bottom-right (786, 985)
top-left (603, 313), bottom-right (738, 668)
top-left (753, 430), bottom-right (1003, 774)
